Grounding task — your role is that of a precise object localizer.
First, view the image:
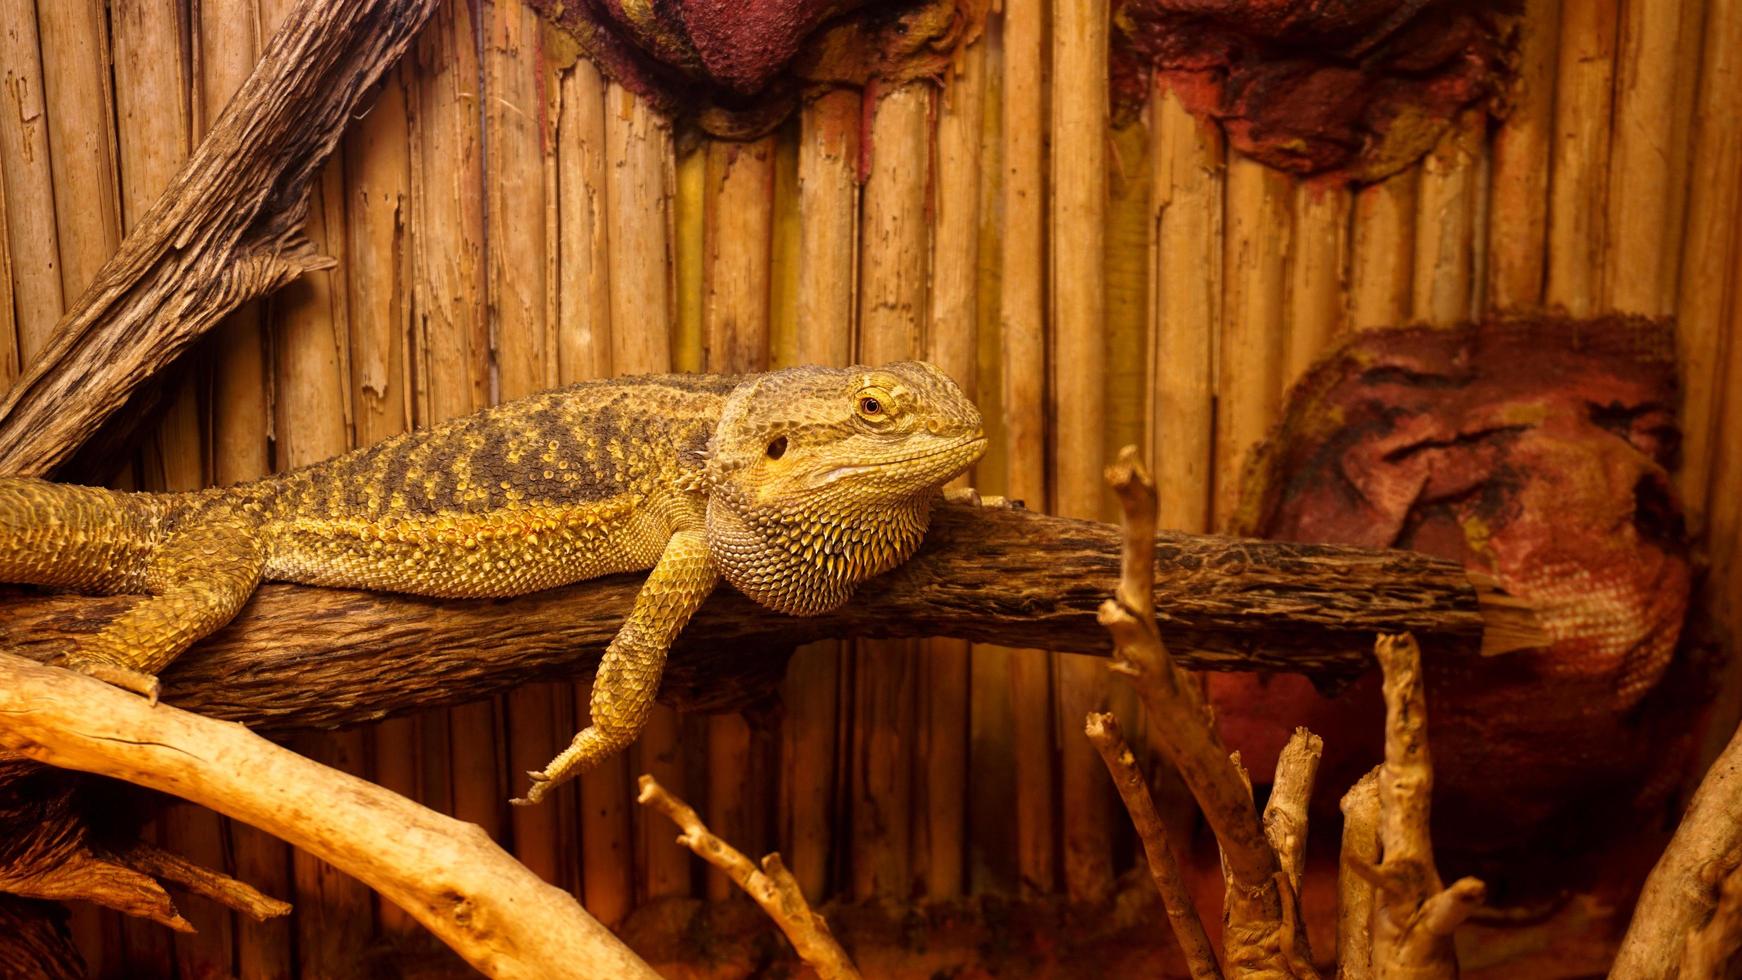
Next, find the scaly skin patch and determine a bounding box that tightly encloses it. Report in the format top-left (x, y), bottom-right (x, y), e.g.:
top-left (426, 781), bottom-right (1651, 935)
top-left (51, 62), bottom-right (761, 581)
top-left (0, 362), bottom-right (984, 803)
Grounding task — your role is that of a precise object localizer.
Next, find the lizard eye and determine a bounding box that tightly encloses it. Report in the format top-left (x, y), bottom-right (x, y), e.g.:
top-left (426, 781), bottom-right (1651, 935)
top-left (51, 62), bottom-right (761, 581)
top-left (860, 397), bottom-right (882, 415)
top-left (766, 436), bottom-right (788, 460)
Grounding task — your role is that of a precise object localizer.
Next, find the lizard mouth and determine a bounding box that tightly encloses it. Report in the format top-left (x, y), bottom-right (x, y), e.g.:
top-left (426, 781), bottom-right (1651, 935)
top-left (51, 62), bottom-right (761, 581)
top-left (808, 435), bottom-right (987, 487)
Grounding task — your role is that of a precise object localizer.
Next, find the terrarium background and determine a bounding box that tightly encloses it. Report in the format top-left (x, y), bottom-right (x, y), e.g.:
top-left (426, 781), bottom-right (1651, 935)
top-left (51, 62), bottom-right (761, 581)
top-left (0, 0), bottom-right (1738, 975)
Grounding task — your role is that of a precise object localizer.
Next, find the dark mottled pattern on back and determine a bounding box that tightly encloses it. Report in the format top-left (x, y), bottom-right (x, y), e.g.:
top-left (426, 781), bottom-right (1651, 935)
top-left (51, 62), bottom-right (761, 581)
top-left (246, 375), bottom-right (740, 521)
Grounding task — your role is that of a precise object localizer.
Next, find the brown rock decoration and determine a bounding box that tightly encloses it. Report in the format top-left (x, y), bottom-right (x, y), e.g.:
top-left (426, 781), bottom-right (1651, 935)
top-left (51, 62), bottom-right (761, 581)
top-left (1213, 315), bottom-right (1693, 862)
top-left (1111, 0), bottom-right (1519, 181)
top-left (529, 0), bottom-right (988, 139)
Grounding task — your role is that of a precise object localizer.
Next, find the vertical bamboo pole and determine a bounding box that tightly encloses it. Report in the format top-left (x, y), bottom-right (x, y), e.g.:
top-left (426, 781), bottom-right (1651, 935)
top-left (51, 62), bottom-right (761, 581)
top-left (1001, 0), bottom-right (1055, 897)
top-left (1214, 156), bottom-right (1290, 527)
top-left (921, 34), bottom-right (986, 900)
top-left (205, 1), bottom-right (271, 493)
top-left (1604, 0), bottom-right (1694, 315)
top-left (0, 176), bottom-right (14, 389)
top-left (590, 79), bottom-right (675, 924)
top-left (1347, 170), bottom-right (1418, 330)
top-left (1051, 0), bottom-right (1113, 903)
top-left (1413, 111), bottom-right (1482, 325)
top-left (1672, 0), bottom-right (1741, 522)
top-left (1487, 0), bottom-right (1560, 312)
top-left (769, 127), bottom-right (801, 366)
top-left (0, 0), bottom-right (65, 355)
top-left (1544, 0), bottom-right (1619, 316)
top-left (1148, 86), bottom-right (1221, 535)
top-left (35, 0), bottom-right (120, 303)
top-left (344, 60), bottom-right (417, 941)
top-left (783, 86), bottom-right (859, 902)
top-left (1285, 182), bottom-right (1348, 385)
top-left (852, 80), bottom-right (930, 900)
top-left (1696, 214), bottom-right (1742, 772)
top-left (701, 134), bottom-right (776, 900)
top-left (555, 57), bottom-right (612, 386)
top-left (487, 0), bottom-right (573, 897)
top-left (967, 22), bottom-right (1017, 895)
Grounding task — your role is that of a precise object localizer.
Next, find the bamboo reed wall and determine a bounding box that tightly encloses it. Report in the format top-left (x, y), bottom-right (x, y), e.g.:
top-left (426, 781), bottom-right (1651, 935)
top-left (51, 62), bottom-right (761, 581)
top-left (2, 0), bottom-right (1740, 975)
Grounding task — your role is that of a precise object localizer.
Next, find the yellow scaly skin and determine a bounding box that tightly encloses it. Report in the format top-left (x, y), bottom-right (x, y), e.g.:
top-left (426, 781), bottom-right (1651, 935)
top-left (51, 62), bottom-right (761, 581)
top-left (0, 361), bottom-right (985, 804)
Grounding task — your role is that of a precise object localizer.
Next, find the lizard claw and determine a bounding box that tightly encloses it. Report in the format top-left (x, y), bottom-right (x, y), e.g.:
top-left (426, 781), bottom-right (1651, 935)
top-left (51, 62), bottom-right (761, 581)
top-left (511, 771), bottom-right (553, 808)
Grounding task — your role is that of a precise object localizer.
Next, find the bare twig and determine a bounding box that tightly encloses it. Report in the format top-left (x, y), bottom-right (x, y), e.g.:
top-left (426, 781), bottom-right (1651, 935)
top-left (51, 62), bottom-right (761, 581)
top-left (1337, 769), bottom-right (1380, 980)
top-left (1613, 719), bottom-right (1742, 977)
top-left (121, 842), bottom-right (290, 923)
top-left (0, 651), bottom-right (658, 979)
top-left (637, 775), bottom-right (860, 980)
top-left (1265, 729), bottom-right (1324, 890)
top-left (1370, 633), bottom-right (1485, 979)
top-left (1085, 711), bottom-right (1222, 980)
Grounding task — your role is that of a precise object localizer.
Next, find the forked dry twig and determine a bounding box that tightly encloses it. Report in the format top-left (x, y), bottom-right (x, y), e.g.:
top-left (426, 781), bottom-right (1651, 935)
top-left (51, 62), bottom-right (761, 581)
top-left (1097, 445), bottom-right (1318, 977)
top-left (637, 774), bottom-right (860, 980)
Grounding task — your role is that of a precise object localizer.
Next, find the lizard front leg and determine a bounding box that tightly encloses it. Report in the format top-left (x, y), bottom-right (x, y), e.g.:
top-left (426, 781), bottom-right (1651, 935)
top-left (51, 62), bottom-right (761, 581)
top-left (513, 526), bottom-right (718, 806)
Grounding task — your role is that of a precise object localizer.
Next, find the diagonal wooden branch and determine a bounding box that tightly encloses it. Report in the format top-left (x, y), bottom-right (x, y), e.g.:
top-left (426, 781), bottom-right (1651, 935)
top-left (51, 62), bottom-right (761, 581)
top-left (637, 775), bottom-right (860, 980)
top-left (1612, 717), bottom-right (1742, 977)
top-left (0, 503), bottom-right (1529, 735)
top-left (1085, 711), bottom-right (1222, 980)
top-left (0, 651), bottom-right (659, 980)
top-left (0, 0), bottom-right (440, 478)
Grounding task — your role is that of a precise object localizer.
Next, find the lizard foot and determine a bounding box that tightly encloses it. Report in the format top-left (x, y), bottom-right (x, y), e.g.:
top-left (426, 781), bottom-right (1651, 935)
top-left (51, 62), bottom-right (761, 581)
top-left (943, 486), bottom-right (1024, 510)
top-left (61, 655), bottom-right (162, 706)
top-left (511, 724), bottom-right (630, 806)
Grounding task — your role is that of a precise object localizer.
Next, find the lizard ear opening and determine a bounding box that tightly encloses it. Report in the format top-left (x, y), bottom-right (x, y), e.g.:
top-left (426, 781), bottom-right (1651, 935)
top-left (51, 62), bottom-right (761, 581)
top-left (765, 436), bottom-right (788, 460)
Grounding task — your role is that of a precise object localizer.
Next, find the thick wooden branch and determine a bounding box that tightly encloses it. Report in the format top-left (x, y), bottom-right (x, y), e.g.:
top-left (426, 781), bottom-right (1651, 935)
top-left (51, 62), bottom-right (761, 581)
top-left (0, 0), bottom-right (439, 478)
top-left (0, 504), bottom-right (1527, 734)
top-left (0, 651), bottom-right (659, 980)
top-left (1612, 718), bottom-right (1742, 977)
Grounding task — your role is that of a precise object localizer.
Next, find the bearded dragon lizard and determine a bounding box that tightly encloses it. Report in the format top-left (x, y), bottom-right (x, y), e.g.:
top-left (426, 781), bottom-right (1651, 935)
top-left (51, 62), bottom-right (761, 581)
top-left (0, 361), bottom-right (984, 804)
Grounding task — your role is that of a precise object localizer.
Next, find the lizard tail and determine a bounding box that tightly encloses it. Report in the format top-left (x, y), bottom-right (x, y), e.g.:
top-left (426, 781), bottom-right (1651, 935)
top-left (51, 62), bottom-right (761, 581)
top-left (0, 476), bottom-right (161, 593)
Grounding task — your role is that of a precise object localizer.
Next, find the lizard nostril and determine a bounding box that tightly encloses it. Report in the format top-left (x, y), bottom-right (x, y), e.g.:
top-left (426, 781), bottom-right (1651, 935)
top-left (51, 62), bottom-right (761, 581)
top-left (766, 436), bottom-right (788, 460)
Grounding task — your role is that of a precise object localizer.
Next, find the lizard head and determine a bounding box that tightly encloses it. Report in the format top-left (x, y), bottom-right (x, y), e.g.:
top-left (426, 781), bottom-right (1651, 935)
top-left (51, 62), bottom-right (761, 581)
top-left (702, 361), bottom-right (985, 615)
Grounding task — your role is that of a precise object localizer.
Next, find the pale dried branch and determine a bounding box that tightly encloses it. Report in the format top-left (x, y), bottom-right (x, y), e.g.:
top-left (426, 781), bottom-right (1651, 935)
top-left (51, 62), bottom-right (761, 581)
top-left (0, 651), bottom-right (657, 979)
top-left (637, 775), bottom-right (860, 980)
top-left (1679, 857), bottom-right (1742, 978)
top-left (1370, 633), bottom-right (1485, 979)
top-left (1337, 769), bottom-right (1380, 980)
top-left (1085, 711), bottom-right (1221, 980)
top-left (1265, 729), bottom-right (1324, 890)
top-left (1613, 718), bottom-right (1742, 978)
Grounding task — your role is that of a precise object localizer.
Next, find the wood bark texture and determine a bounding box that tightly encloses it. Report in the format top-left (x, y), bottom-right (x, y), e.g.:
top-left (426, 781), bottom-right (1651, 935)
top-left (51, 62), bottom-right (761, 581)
top-left (0, 0), bottom-right (439, 479)
top-left (0, 503), bottom-right (1513, 734)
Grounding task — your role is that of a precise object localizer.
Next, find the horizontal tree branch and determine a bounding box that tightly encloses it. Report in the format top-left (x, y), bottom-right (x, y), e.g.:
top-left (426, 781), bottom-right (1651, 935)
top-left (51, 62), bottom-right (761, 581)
top-left (0, 504), bottom-right (1539, 734)
top-left (0, 0), bottom-right (439, 479)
